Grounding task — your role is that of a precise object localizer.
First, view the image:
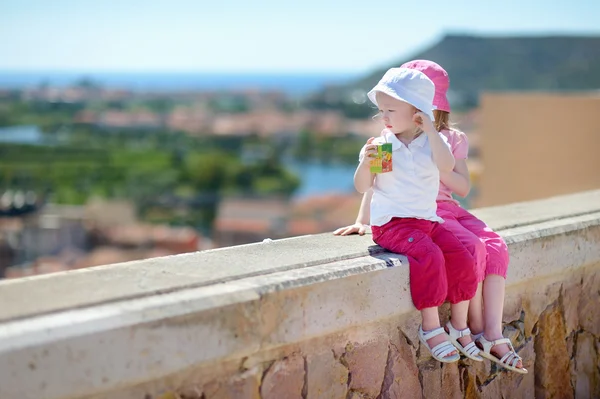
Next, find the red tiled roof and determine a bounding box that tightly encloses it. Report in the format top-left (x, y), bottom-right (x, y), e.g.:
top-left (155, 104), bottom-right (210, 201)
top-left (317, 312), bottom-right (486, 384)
top-left (287, 219), bottom-right (321, 236)
top-left (214, 219), bottom-right (272, 234)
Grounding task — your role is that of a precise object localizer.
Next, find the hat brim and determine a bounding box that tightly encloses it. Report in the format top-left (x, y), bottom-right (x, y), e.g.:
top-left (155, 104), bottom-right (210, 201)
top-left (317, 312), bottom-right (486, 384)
top-left (433, 91), bottom-right (451, 113)
top-left (368, 86), bottom-right (435, 122)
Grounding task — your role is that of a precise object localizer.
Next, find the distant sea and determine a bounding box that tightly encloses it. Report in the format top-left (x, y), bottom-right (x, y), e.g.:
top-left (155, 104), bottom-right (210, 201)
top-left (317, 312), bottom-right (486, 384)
top-left (0, 71), bottom-right (356, 96)
top-left (284, 160), bottom-right (356, 198)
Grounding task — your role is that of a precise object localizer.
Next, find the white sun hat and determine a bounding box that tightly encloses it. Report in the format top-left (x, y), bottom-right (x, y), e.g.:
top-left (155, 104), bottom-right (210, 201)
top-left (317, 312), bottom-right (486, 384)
top-left (367, 67), bottom-right (436, 121)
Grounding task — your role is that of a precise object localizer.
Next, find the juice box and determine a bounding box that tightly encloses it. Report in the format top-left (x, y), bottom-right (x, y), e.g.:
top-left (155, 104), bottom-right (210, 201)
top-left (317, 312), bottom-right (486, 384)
top-left (370, 143), bottom-right (393, 173)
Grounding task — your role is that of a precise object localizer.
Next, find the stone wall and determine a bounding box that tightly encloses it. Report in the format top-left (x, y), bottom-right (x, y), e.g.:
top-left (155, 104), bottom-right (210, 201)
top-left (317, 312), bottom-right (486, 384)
top-left (0, 190), bottom-right (599, 399)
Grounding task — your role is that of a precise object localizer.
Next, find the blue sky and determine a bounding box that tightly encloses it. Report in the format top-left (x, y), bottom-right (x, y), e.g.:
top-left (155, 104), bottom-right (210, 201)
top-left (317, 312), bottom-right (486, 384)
top-left (1, 0), bottom-right (599, 73)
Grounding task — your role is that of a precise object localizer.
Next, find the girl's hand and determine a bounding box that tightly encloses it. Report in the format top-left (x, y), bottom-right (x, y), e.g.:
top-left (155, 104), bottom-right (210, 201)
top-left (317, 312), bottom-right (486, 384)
top-left (413, 112), bottom-right (436, 133)
top-left (360, 137), bottom-right (378, 164)
top-left (333, 223), bottom-right (369, 236)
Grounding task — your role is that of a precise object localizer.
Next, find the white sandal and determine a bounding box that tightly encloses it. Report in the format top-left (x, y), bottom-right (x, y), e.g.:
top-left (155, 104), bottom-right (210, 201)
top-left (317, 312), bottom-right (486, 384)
top-left (445, 322), bottom-right (483, 361)
top-left (476, 336), bottom-right (528, 374)
top-left (472, 332), bottom-right (484, 341)
top-left (418, 325), bottom-right (460, 363)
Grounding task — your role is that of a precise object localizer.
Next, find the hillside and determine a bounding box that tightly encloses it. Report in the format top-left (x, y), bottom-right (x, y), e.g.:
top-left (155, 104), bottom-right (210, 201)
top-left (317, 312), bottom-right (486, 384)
top-left (307, 34), bottom-right (600, 114)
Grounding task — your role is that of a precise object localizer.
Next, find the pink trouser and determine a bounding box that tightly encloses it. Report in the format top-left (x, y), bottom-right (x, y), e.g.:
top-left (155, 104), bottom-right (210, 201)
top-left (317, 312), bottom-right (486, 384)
top-left (436, 201), bottom-right (509, 281)
top-left (372, 218), bottom-right (478, 310)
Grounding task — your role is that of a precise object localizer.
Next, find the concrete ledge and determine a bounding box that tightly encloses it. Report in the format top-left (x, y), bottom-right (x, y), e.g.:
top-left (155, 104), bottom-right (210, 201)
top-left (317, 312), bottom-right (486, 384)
top-left (1, 190), bottom-right (599, 399)
top-left (2, 190), bottom-right (599, 324)
top-left (0, 232), bottom-right (388, 323)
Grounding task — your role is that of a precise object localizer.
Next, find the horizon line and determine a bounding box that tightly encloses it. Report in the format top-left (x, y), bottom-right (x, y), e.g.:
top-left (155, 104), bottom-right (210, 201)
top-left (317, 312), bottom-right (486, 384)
top-left (0, 69), bottom-right (363, 75)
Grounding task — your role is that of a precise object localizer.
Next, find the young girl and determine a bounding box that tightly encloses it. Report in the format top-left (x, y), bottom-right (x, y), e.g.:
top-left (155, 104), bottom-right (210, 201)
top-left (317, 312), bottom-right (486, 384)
top-left (355, 67), bottom-right (479, 363)
top-left (337, 60), bottom-right (526, 373)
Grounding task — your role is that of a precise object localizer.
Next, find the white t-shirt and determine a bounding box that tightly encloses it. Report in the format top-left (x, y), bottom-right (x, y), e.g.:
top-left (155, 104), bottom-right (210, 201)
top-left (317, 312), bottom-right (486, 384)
top-left (359, 130), bottom-right (449, 226)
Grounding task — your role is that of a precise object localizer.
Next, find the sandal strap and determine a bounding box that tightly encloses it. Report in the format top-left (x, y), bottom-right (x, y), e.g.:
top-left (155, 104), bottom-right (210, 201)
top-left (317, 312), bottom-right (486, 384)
top-left (421, 327), bottom-right (445, 340)
top-left (431, 342), bottom-right (457, 358)
top-left (446, 321), bottom-right (471, 338)
top-left (476, 335), bottom-right (492, 352)
top-left (477, 336), bottom-right (514, 354)
top-left (490, 337), bottom-right (511, 347)
top-left (472, 332), bottom-right (484, 341)
top-left (463, 342), bottom-right (480, 356)
top-left (510, 356), bottom-right (522, 367)
top-left (500, 351), bottom-right (522, 367)
top-left (479, 336), bottom-right (523, 368)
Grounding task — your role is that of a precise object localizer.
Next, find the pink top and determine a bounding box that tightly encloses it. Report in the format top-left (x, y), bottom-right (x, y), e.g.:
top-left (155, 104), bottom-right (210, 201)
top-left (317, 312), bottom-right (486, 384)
top-left (437, 128), bottom-right (469, 204)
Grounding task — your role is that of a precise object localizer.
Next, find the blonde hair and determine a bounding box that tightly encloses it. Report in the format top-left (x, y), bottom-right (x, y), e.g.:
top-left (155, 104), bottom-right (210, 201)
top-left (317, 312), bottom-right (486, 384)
top-left (433, 110), bottom-right (451, 132)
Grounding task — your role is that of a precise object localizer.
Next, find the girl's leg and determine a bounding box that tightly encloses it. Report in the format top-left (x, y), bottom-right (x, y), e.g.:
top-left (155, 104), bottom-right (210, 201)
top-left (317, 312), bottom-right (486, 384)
top-left (449, 300), bottom-right (473, 347)
top-left (372, 219), bottom-right (447, 310)
top-left (455, 207), bottom-right (523, 368)
top-left (437, 203), bottom-right (487, 337)
top-left (373, 219), bottom-right (455, 357)
top-left (468, 282), bottom-right (484, 335)
top-left (483, 274), bottom-right (505, 340)
top-left (483, 274), bottom-right (522, 368)
top-left (421, 307), bottom-right (457, 356)
top-left (430, 222), bottom-right (479, 348)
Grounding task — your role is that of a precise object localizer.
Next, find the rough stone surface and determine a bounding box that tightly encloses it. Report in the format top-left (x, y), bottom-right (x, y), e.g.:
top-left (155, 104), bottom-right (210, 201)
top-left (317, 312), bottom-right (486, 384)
top-left (441, 362), bottom-right (462, 399)
top-left (562, 278), bottom-right (582, 336)
top-left (597, 338), bottom-right (600, 390)
top-left (574, 331), bottom-right (599, 398)
top-left (471, 355), bottom-right (493, 388)
top-left (534, 304), bottom-right (574, 399)
top-left (481, 370), bottom-right (534, 399)
top-left (480, 335), bottom-right (535, 399)
top-left (566, 332), bottom-right (577, 392)
top-left (306, 350), bottom-right (348, 399)
top-left (519, 338), bottom-right (537, 378)
top-left (260, 353), bottom-right (305, 399)
top-left (177, 387), bottom-right (204, 399)
top-left (459, 365), bottom-right (480, 399)
top-left (479, 376), bottom-right (503, 399)
top-left (419, 361), bottom-right (442, 399)
top-left (502, 290), bottom-right (523, 324)
top-left (378, 341), bottom-right (420, 399)
top-left (348, 391), bottom-right (369, 399)
top-left (156, 393), bottom-right (185, 399)
top-left (504, 323), bottom-right (525, 349)
top-left (342, 340), bottom-right (388, 398)
top-left (203, 367), bottom-right (261, 399)
top-left (397, 314), bottom-right (420, 350)
top-left (578, 270), bottom-right (600, 336)
top-left (499, 340), bottom-right (536, 399)
top-left (522, 282), bottom-right (561, 338)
